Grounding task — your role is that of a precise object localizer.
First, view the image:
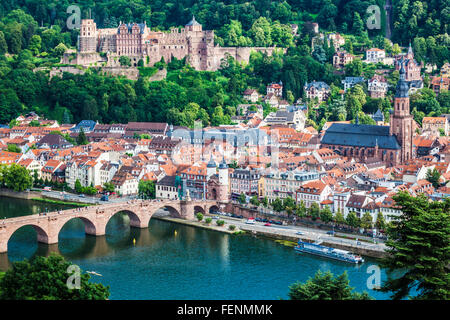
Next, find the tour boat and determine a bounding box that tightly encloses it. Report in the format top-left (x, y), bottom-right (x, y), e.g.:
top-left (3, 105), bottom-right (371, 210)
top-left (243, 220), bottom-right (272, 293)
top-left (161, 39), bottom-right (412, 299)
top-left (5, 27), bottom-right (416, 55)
top-left (294, 240), bottom-right (364, 264)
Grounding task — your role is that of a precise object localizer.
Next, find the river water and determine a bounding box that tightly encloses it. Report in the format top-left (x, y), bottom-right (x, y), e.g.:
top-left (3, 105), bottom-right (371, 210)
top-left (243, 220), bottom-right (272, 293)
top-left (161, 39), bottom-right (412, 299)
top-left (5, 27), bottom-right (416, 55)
top-left (0, 196), bottom-right (391, 300)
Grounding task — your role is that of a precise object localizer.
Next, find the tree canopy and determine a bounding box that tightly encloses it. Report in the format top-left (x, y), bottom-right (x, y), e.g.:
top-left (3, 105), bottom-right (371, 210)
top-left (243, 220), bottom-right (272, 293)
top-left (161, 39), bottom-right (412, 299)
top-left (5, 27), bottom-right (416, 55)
top-left (379, 192), bottom-right (450, 300)
top-left (0, 254), bottom-right (110, 300)
top-left (288, 270), bottom-right (372, 300)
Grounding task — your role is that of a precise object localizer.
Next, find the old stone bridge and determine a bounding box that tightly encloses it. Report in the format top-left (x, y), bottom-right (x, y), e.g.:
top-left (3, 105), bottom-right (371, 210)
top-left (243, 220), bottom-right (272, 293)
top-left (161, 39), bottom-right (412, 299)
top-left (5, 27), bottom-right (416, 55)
top-left (0, 199), bottom-right (221, 253)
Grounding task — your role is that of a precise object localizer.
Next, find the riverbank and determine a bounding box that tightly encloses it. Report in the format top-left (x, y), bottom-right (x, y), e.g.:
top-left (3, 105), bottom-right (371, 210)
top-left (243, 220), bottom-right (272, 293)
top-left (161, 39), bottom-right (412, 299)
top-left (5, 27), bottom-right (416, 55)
top-left (0, 188), bottom-right (42, 200)
top-left (30, 197), bottom-right (90, 207)
top-left (155, 214), bottom-right (387, 259)
top-left (153, 216), bottom-right (237, 234)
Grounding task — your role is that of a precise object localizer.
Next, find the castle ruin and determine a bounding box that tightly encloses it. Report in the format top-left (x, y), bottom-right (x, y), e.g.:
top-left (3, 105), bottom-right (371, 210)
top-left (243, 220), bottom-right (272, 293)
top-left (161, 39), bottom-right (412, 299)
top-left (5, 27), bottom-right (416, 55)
top-left (77, 17), bottom-right (282, 71)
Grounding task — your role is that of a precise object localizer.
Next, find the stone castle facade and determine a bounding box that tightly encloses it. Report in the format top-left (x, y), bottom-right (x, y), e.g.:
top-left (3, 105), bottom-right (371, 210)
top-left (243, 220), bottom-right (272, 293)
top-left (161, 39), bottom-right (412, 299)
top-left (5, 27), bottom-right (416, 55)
top-left (78, 17), bottom-right (280, 71)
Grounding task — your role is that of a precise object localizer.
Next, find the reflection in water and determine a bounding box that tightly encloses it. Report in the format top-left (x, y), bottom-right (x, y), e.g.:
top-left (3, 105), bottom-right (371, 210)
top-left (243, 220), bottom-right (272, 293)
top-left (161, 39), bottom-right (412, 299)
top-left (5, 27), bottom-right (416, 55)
top-left (0, 198), bottom-right (391, 300)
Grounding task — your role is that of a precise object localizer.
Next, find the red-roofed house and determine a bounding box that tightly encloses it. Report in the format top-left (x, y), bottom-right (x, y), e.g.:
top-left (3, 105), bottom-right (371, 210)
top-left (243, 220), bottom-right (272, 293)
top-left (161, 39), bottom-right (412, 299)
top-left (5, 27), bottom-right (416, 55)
top-left (296, 180), bottom-right (331, 208)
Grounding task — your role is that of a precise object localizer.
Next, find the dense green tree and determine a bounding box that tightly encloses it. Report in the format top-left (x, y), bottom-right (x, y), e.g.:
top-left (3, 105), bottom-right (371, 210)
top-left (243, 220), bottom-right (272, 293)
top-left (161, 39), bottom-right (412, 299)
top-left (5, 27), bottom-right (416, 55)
top-left (0, 254), bottom-right (109, 300)
top-left (360, 212), bottom-right (374, 229)
top-left (288, 270), bottom-right (372, 300)
top-left (138, 180), bottom-right (156, 199)
top-left (352, 12), bottom-right (364, 36)
top-left (296, 200), bottom-right (306, 218)
top-left (74, 179), bottom-right (82, 194)
top-left (271, 198), bottom-right (284, 213)
top-left (375, 212), bottom-right (386, 231)
top-left (425, 168), bottom-right (441, 189)
top-left (379, 192), bottom-right (450, 300)
top-left (345, 211), bottom-right (360, 228)
top-left (238, 193), bottom-right (247, 205)
top-left (0, 31), bottom-right (7, 54)
top-left (250, 196), bottom-right (260, 207)
top-left (119, 56), bottom-right (131, 67)
top-left (308, 202), bottom-right (320, 221)
top-left (345, 60), bottom-right (363, 77)
top-left (103, 182), bottom-right (115, 193)
top-left (76, 128), bottom-right (88, 146)
top-left (6, 144), bottom-right (21, 153)
top-left (320, 206), bottom-right (333, 223)
top-left (0, 163), bottom-right (32, 191)
top-left (334, 210), bottom-right (345, 225)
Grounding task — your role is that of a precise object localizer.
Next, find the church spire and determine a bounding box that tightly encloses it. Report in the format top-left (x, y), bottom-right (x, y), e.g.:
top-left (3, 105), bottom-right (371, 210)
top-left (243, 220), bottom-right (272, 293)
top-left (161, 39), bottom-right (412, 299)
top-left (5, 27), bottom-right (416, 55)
top-left (395, 60), bottom-right (409, 98)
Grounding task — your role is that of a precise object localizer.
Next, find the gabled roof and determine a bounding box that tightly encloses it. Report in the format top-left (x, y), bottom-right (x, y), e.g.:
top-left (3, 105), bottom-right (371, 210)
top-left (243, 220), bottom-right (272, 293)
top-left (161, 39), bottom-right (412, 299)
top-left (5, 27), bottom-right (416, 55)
top-left (322, 123), bottom-right (401, 150)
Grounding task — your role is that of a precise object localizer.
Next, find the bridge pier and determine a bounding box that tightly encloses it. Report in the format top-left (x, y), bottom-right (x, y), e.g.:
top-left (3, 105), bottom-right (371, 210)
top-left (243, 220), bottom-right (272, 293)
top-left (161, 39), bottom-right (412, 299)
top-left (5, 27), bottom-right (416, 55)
top-left (86, 223), bottom-right (106, 236)
top-left (130, 217), bottom-right (150, 229)
top-left (0, 241), bottom-right (6, 254)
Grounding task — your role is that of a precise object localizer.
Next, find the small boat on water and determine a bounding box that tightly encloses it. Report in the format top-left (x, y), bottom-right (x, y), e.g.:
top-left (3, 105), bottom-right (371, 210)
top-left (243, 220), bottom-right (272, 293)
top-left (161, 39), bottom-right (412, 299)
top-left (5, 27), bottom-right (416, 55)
top-left (294, 240), bottom-right (364, 264)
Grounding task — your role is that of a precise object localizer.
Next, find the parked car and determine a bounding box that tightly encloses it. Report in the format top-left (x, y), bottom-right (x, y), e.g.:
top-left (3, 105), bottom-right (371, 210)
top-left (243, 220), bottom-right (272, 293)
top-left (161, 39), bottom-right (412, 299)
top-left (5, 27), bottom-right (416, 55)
top-left (100, 195), bottom-right (109, 201)
top-left (255, 217), bottom-right (262, 222)
top-left (212, 215), bottom-right (220, 219)
top-left (261, 218), bottom-right (269, 223)
top-left (79, 194), bottom-right (86, 198)
top-left (237, 215), bottom-right (244, 219)
top-left (273, 220), bottom-right (282, 225)
top-left (264, 223), bottom-right (271, 226)
top-left (326, 231), bottom-right (335, 236)
top-left (296, 231), bottom-right (304, 235)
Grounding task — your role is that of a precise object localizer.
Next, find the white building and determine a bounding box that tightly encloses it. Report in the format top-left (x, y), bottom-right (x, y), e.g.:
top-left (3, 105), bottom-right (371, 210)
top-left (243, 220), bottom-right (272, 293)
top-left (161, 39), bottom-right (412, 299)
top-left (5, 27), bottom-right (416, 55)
top-left (366, 48), bottom-right (386, 63)
top-left (295, 180), bottom-right (332, 208)
top-left (263, 170), bottom-right (321, 203)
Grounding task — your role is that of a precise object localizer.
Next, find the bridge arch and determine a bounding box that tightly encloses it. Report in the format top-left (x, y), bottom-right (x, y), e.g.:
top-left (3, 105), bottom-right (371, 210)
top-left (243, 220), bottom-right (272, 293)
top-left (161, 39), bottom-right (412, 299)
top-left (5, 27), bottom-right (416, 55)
top-left (57, 216), bottom-right (98, 238)
top-left (207, 204), bottom-right (220, 214)
top-left (5, 224), bottom-right (50, 253)
top-left (106, 209), bottom-right (145, 229)
top-left (194, 205), bottom-right (206, 215)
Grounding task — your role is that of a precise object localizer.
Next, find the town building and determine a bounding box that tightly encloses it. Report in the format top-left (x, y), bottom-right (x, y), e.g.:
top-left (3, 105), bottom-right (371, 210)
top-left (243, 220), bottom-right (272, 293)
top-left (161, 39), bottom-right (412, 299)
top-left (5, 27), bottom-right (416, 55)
top-left (333, 50), bottom-right (354, 69)
top-left (342, 77), bottom-right (365, 91)
top-left (430, 76), bottom-right (449, 95)
top-left (365, 48), bottom-right (386, 63)
top-left (368, 75), bottom-right (388, 98)
top-left (295, 180), bottom-right (332, 208)
top-left (156, 175), bottom-right (179, 200)
top-left (304, 81), bottom-right (330, 102)
top-left (422, 117), bottom-right (449, 136)
top-left (263, 109), bottom-right (306, 131)
top-left (243, 89), bottom-right (259, 103)
top-left (263, 170), bottom-right (321, 203)
top-left (266, 82), bottom-right (283, 97)
top-left (395, 44), bottom-right (422, 82)
top-left (229, 169), bottom-right (261, 200)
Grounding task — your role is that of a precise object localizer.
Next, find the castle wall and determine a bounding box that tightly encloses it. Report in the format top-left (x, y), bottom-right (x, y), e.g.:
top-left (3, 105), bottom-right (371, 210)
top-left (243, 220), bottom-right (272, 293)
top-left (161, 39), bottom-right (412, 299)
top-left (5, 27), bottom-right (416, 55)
top-left (77, 19), bottom-right (282, 71)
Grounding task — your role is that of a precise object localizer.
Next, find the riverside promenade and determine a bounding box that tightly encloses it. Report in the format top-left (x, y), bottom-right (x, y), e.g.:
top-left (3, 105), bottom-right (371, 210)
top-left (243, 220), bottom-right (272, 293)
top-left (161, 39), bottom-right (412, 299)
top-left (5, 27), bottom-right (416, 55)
top-left (155, 213), bottom-right (387, 258)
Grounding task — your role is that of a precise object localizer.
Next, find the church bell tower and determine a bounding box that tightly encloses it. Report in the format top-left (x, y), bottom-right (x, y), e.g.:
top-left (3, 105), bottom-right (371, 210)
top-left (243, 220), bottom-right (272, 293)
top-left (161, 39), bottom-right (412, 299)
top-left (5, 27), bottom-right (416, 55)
top-left (390, 61), bottom-right (414, 164)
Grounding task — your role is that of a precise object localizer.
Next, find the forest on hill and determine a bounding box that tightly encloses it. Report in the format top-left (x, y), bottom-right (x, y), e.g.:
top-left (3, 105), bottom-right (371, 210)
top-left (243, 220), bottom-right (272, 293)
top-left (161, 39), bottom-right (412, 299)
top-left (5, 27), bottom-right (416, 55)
top-left (0, 1), bottom-right (448, 128)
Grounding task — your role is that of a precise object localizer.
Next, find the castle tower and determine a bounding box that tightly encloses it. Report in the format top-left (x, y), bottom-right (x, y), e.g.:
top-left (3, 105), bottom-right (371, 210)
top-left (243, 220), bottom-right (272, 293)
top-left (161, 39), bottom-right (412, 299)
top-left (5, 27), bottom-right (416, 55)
top-left (185, 16), bottom-right (202, 32)
top-left (206, 155), bottom-right (216, 178)
top-left (218, 156), bottom-right (228, 186)
top-left (390, 61), bottom-right (414, 164)
top-left (79, 19), bottom-right (98, 52)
